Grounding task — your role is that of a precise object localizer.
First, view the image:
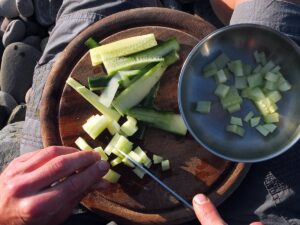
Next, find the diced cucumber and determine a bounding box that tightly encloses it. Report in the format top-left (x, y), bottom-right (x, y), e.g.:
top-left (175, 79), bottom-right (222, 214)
top-left (260, 60), bottom-right (275, 74)
top-left (266, 91), bottom-right (282, 103)
top-left (250, 117), bottom-right (261, 127)
top-left (195, 101), bottom-right (211, 114)
top-left (227, 103), bottom-right (241, 113)
top-left (243, 64), bottom-right (252, 76)
top-left (220, 87), bottom-right (242, 109)
top-left (127, 108), bottom-right (187, 136)
top-left (143, 157), bottom-right (152, 169)
top-left (215, 69), bottom-right (227, 83)
top-left (103, 169), bottom-right (121, 183)
top-left (66, 77), bottom-right (120, 121)
top-left (112, 51), bottom-right (179, 114)
top-left (226, 124), bottom-right (245, 137)
top-left (75, 137), bottom-right (93, 151)
top-left (110, 157), bottom-right (122, 167)
top-left (263, 112), bottom-right (279, 123)
top-left (215, 84), bottom-right (230, 98)
top-left (264, 80), bottom-right (277, 91)
top-left (94, 147), bottom-right (108, 161)
top-left (244, 111), bottom-right (254, 122)
top-left (253, 64), bottom-right (262, 73)
top-left (82, 114), bottom-right (111, 140)
top-left (90, 33), bottom-right (157, 66)
top-left (265, 72), bottom-right (280, 82)
top-left (107, 120), bottom-right (121, 135)
top-left (247, 73), bottom-right (263, 88)
top-left (133, 147), bottom-right (148, 164)
top-left (228, 60), bottom-right (243, 76)
top-left (122, 157), bottom-right (135, 168)
top-left (104, 133), bottom-right (121, 155)
top-left (120, 116), bottom-right (138, 137)
top-left (203, 62), bottom-right (218, 77)
top-left (214, 53), bottom-right (231, 69)
top-left (235, 77), bottom-right (247, 89)
top-left (153, 154), bottom-right (164, 164)
top-left (256, 125), bottom-right (270, 137)
top-left (263, 123), bottom-right (277, 133)
top-left (112, 135), bottom-right (133, 158)
top-left (230, 116), bottom-right (243, 126)
top-left (161, 160), bottom-right (170, 171)
top-left (133, 167), bottom-right (145, 179)
top-left (128, 151), bottom-right (143, 164)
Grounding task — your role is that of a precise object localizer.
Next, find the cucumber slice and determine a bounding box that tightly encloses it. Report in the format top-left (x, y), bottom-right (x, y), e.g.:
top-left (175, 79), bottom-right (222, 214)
top-left (94, 147), bottom-right (108, 161)
top-left (153, 154), bottom-right (164, 164)
top-left (110, 157), bottom-right (122, 167)
top-left (98, 75), bottom-right (121, 107)
top-left (161, 160), bottom-right (170, 171)
top-left (75, 137), bottom-right (93, 151)
top-left (250, 117), bottom-right (261, 127)
top-left (215, 84), bottom-right (230, 98)
top-left (107, 120), bottom-right (121, 135)
top-left (90, 33), bottom-right (157, 66)
top-left (263, 123), bottom-right (277, 133)
top-left (230, 116), bottom-right (243, 126)
top-left (104, 133), bottom-right (121, 155)
top-left (88, 75), bottom-right (111, 91)
top-left (120, 116), bottom-right (138, 137)
top-left (133, 168), bottom-right (145, 179)
top-left (103, 169), bottom-right (121, 183)
top-left (112, 51), bottom-right (179, 114)
top-left (127, 108), bottom-right (187, 136)
top-left (256, 125), bottom-right (270, 137)
top-left (226, 124), bottom-right (245, 137)
top-left (66, 77), bottom-right (120, 121)
top-left (195, 101), bottom-right (211, 113)
top-left (85, 37), bottom-right (99, 49)
top-left (244, 111), bottom-right (254, 122)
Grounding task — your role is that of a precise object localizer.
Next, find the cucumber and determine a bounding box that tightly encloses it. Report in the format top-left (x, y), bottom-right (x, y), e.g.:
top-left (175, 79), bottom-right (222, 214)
top-left (112, 51), bottom-right (179, 114)
top-left (90, 33), bottom-right (157, 66)
top-left (103, 37), bottom-right (180, 76)
top-left (66, 77), bottom-right (120, 121)
top-left (127, 107), bottom-right (187, 136)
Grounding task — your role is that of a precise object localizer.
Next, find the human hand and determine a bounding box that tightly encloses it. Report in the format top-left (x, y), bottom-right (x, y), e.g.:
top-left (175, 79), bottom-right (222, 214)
top-left (193, 194), bottom-right (264, 225)
top-left (0, 146), bottom-right (109, 225)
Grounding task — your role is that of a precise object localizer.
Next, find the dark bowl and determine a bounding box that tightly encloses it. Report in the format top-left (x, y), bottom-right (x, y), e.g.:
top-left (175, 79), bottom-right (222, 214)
top-left (178, 24), bottom-right (300, 162)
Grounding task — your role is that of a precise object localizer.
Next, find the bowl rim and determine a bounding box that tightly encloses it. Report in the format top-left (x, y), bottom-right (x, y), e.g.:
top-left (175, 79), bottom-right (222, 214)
top-left (178, 23), bottom-right (300, 163)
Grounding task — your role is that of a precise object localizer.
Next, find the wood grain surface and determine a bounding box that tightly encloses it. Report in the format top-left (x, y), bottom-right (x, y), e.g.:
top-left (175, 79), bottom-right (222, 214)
top-left (40, 8), bottom-right (250, 225)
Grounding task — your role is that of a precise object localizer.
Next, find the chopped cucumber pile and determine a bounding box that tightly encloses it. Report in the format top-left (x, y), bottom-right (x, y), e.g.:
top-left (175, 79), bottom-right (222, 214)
top-left (197, 51), bottom-right (291, 137)
top-left (67, 34), bottom-right (186, 183)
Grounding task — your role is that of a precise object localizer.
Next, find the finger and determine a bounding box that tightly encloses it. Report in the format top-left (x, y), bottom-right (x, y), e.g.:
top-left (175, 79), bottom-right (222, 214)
top-left (91, 179), bottom-right (111, 190)
top-left (28, 150), bottom-right (101, 190)
top-left (193, 194), bottom-right (227, 225)
top-left (250, 222), bottom-right (264, 225)
top-left (33, 161), bottom-right (109, 209)
top-left (23, 146), bottom-right (80, 173)
top-left (16, 151), bottom-right (40, 162)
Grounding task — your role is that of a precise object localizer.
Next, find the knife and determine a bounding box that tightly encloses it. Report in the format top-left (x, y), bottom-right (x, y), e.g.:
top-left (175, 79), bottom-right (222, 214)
top-left (115, 148), bottom-right (194, 211)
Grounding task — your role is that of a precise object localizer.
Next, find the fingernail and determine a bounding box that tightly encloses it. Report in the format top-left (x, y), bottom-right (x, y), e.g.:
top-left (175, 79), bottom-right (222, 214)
top-left (194, 194), bottom-right (208, 205)
top-left (97, 160), bottom-right (110, 173)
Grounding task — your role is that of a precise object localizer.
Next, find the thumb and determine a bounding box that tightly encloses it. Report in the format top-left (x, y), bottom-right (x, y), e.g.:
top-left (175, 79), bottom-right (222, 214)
top-left (193, 194), bottom-right (227, 225)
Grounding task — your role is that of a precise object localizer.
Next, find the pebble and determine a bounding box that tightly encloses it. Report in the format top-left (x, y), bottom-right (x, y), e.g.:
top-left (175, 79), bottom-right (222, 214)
top-left (0, 0), bottom-right (18, 18)
top-left (0, 91), bottom-right (17, 114)
top-left (0, 105), bottom-right (8, 129)
top-left (7, 104), bottom-right (26, 124)
top-left (33, 0), bottom-right (63, 26)
top-left (106, 222), bottom-right (118, 225)
top-left (16, 0), bottom-right (34, 18)
top-left (2, 20), bottom-right (26, 47)
top-left (0, 121), bottom-right (23, 171)
top-left (0, 42), bottom-right (41, 103)
top-left (23, 35), bottom-right (41, 50)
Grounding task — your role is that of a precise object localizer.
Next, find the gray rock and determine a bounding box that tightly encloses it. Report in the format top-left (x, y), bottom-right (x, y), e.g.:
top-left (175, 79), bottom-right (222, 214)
top-left (2, 20), bottom-right (26, 47)
top-left (33, 0), bottom-right (63, 26)
top-left (40, 36), bottom-right (48, 51)
top-left (0, 42), bottom-right (42, 103)
top-left (0, 105), bottom-right (8, 129)
top-left (106, 222), bottom-right (118, 225)
top-left (0, 0), bottom-right (18, 18)
top-left (0, 121), bottom-right (23, 171)
top-left (7, 104), bottom-right (26, 124)
top-left (16, 0), bottom-right (34, 18)
top-left (0, 91), bottom-right (17, 114)
top-left (24, 20), bottom-right (45, 36)
top-left (23, 35), bottom-right (41, 50)
top-left (25, 87), bottom-right (31, 103)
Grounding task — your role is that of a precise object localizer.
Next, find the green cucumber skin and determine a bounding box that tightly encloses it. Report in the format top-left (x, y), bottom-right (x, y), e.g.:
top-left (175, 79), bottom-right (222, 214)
top-left (127, 108), bottom-right (187, 136)
top-left (112, 51), bottom-right (179, 114)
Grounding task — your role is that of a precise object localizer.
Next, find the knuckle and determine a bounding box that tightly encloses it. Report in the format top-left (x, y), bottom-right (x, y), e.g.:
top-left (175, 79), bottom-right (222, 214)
top-left (45, 146), bottom-right (61, 157)
top-left (19, 199), bottom-right (40, 218)
top-left (6, 180), bottom-right (24, 196)
top-left (49, 157), bottom-right (68, 173)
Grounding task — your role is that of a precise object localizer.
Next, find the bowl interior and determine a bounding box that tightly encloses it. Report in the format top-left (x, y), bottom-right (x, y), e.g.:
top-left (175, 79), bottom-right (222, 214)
top-left (179, 24), bottom-right (300, 162)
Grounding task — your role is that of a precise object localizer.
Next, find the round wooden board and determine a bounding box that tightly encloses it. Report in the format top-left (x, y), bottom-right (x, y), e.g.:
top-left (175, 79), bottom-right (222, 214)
top-left (40, 8), bottom-right (250, 225)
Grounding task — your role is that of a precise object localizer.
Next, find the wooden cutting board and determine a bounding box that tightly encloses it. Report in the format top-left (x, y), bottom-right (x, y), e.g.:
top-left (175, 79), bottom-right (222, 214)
top-left (40, 7), bottom-right (250, 225)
